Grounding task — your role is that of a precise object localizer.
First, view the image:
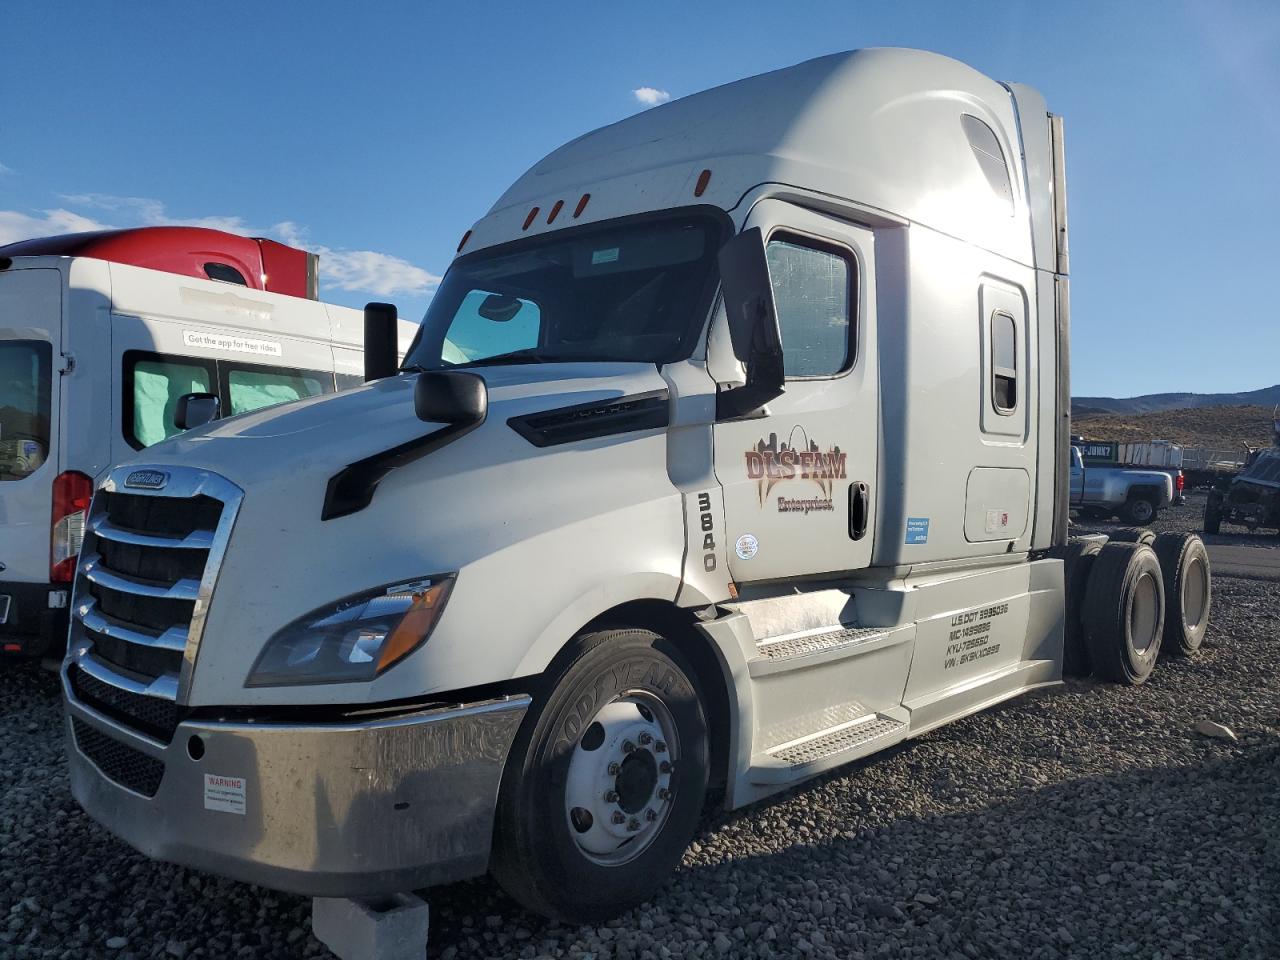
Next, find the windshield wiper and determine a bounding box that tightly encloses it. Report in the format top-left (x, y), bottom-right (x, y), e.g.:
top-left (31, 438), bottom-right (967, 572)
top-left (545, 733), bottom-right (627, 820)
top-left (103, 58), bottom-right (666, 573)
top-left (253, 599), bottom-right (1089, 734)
top-left (454, 348), bottom-right (581, 368)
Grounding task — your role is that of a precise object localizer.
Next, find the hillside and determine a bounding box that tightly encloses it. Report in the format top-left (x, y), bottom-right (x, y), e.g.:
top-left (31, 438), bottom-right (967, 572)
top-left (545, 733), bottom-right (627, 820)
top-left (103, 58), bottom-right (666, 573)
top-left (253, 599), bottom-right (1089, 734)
top-left (1072, 404), bottom-right (1273, 450)
top-left (1072, 383), bottom-right (1280, 415)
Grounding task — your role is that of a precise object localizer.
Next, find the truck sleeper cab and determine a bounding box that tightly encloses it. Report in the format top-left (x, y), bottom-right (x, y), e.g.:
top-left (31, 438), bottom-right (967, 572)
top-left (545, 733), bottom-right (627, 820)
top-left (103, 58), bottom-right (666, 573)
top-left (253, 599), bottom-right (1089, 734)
top-left (0, 228), bottom-right (416, 656)
top-left (64, 49), bottom-right (1075, 922)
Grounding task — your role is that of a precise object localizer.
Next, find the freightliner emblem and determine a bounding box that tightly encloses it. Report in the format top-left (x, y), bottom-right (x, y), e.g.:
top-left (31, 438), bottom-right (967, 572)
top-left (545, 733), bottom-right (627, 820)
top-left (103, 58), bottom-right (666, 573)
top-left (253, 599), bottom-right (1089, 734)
top-left (125, 470), bottom-right (169, 490)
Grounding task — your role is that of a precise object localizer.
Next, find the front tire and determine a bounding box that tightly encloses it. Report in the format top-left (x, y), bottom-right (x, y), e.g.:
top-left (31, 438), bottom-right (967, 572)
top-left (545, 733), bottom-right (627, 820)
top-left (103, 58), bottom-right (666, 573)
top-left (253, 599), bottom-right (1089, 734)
top-left (491, 628), bottom-right (709, 923)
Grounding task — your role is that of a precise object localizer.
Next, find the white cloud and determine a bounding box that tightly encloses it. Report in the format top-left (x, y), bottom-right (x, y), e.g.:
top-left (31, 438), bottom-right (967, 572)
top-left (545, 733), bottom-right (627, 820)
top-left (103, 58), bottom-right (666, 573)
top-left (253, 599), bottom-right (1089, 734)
top-left (0, 162), bottom-right (13, 176)
top-left (2, 194), bottom-right (439, 298)
top-left (632, 86), bottom-right (671, 106)
top-left (0, 208), bottom-right (113, 246)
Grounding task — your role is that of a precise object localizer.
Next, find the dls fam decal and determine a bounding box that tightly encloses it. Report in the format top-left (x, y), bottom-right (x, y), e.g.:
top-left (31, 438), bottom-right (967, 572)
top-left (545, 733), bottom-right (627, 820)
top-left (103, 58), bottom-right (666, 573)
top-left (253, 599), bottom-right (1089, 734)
top-left (744, 427), bottom-right (847, 514)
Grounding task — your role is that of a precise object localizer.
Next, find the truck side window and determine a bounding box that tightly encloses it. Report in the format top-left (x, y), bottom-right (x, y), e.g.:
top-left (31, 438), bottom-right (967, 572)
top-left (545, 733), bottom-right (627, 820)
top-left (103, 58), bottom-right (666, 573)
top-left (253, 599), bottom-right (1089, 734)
top-left (124, 352), bottom-right (217, 449)
top-left (991, 311), bottom-right (1018, 414)
top-left (765, 236), bottom-right (853, 378)
top-left (225, 364), bottom-right (332, 416)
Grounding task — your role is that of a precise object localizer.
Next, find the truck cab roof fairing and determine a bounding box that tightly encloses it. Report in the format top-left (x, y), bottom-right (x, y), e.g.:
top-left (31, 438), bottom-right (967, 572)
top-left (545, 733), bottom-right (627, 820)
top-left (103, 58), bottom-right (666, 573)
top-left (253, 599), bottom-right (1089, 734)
top-left (466, 48), bottom-right (1033, 268)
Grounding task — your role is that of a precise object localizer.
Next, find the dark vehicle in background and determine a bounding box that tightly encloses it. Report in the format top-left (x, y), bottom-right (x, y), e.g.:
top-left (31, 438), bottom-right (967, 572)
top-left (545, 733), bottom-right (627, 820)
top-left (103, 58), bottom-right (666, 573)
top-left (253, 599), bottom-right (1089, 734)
top-left (1204, 447), bottom-right (1280, 534)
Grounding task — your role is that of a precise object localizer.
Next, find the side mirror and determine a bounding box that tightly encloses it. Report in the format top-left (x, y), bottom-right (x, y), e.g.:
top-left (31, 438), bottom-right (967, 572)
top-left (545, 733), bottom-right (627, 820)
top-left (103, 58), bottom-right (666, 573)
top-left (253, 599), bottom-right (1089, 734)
top-left (414, 370), bottom-right (488, 426)
top-left (364, 302), bottom-right (400, 382)
top-left (716, 227), bottom-right (785, 419)
top-left (174, 392), bottom-right (220, 431)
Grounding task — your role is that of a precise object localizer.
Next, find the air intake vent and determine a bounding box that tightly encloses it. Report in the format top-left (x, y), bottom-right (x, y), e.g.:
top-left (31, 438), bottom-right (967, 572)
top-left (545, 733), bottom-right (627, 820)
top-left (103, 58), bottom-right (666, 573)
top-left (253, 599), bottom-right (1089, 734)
top-left (508, 390), bottom-right (669, 448)
top-left (72, 719), bottom-right (165, 797)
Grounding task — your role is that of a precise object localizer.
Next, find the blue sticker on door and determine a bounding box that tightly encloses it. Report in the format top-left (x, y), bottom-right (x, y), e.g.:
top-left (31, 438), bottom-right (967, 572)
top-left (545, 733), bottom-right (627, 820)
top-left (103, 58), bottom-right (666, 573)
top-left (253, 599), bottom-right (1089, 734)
top-left (905, 517), bottom-right (930, 544)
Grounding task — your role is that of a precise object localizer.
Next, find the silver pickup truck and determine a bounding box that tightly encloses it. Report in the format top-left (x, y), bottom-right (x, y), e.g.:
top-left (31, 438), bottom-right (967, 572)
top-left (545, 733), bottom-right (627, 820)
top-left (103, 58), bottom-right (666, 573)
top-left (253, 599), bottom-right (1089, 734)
top-left (1069, 445), bottom-right (1174, 524)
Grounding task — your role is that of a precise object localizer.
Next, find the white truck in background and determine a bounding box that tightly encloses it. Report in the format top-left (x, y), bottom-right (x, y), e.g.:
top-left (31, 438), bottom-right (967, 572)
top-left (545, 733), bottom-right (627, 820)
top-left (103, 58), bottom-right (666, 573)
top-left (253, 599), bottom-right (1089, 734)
top-left (61, 49), bottom-right (1212, 928)
top-left (0, 227), bottom-right (416, 656)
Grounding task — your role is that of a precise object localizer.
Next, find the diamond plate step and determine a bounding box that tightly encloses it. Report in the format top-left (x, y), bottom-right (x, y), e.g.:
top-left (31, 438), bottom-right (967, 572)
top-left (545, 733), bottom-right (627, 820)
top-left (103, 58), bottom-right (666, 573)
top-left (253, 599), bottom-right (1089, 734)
top-left (749, 713), bottom-right (908, 785)
top-left (748, 624), bottom-right (909, 678)
top-left (757, 626), bottom-right (887, 661)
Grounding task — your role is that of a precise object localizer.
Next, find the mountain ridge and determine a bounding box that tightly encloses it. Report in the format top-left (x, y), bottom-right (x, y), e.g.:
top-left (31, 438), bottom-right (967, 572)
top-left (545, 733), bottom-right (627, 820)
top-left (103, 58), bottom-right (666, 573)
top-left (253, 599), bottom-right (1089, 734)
top-left (1072, 384), bottom-right (1280, 415)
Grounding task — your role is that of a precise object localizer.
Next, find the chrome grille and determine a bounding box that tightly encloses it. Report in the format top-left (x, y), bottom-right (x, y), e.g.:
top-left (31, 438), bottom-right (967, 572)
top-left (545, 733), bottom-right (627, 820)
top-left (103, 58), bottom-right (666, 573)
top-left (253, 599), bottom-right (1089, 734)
top-left (66, 467), bottom-right (242, 735)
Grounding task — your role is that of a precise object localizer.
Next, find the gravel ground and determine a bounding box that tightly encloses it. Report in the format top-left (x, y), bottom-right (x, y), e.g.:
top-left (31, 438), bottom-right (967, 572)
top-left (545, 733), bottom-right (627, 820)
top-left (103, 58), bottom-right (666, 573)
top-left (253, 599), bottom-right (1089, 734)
top-left (1073, 490), bottom-right (1280, 549)
top-left (4, 572), bottom-right (1278, 959)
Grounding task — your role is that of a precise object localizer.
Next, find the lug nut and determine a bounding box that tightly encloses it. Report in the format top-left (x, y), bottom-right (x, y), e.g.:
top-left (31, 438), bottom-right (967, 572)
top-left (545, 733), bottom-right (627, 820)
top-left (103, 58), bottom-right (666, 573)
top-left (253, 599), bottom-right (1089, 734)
top-left (658, 787), bottom-right (673, 801)
top-left (655, 741), bottom-right (667, 753)
top-left (638, 732), bottom-right (653, 746)
top-left (604, 790), bottom-right (620, 803)
top-left (645, 809), bottom-right (658, 822)
top-left (607, 762), bottom-right (620, 776)
top-left (611, 811), bottom-right (626, 824)
top-left (622, 740), bottom-right (636, 754)
top-left (627, 817), bottom-right (641, 832)
top-left (660, 760), bottom-right (672, 774)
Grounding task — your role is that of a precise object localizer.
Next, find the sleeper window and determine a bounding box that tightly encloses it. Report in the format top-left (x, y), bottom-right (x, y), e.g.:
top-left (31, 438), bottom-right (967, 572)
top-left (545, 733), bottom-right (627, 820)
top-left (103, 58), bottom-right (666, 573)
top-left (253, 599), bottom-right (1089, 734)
top-left (766, 238), bottom-right (853, 378)
top-left (991, 312), bottom-right (1018, 414)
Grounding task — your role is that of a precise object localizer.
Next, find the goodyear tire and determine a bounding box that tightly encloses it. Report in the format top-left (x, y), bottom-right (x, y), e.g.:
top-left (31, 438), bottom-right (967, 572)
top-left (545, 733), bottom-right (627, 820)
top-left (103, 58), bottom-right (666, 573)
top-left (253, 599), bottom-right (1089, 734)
top-left (1152, 533), bottom-right (1212, 656)
top-left (1082, 542), bottom-right (1166, 685)
top-left (1120, 496), bottom-right (1158, 525)
top-left (1048, 537), bottom-right (1104, 676)
top-left (491, 628), bottom-right (709, 923)
top-left (1109, 527), bottom-right (1156, 545)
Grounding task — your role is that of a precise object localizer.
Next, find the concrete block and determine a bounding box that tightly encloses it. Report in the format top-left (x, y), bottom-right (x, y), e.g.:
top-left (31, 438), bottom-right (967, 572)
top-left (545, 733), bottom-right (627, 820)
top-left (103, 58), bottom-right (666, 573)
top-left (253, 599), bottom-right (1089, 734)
top-left (312, 894), bottom-right (429, 960)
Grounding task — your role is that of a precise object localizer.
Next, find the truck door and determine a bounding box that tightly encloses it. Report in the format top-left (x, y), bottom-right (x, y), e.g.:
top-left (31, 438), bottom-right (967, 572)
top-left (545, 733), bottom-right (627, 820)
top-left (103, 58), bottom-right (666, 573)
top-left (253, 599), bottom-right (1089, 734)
top-left (0, 268), bottom-right (61, 589)
top-left (713, 200), bottom-right (878, 582)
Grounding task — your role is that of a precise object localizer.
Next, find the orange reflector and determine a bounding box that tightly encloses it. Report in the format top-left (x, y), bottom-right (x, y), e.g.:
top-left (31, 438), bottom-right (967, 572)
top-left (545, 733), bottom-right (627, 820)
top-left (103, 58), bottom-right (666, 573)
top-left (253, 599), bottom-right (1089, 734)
top-left (726, 581), bottom-right (739, 600)
top-left (694, 169), bottom-right (712, 197)
top-left (574, 193), bottom-right (591, 218)
top-left (456, 230), bottom-right (472, 253)
top-left (377, 580), bottom-right (454, 674)
top-left (522, 207), bottom-right (540, 230)
top-left (547, 200), bottom-right (564, 224)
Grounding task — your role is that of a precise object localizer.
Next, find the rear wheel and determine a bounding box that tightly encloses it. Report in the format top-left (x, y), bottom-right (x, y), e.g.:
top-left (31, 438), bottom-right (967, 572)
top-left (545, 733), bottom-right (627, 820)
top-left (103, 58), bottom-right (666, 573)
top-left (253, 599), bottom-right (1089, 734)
top-left (1082, 542), bottom-right (1165, 685)
top-left (1048, 537), bottom-right (1105, 676)
top-left (1152, 533), bottom-right (1212, 656)
top-left (1203, 494), bottom-right (1223, 535)
top-left (1121, 496), bottom-right (1158, 525)
top-left (491, 628), bottom-right (709, 923)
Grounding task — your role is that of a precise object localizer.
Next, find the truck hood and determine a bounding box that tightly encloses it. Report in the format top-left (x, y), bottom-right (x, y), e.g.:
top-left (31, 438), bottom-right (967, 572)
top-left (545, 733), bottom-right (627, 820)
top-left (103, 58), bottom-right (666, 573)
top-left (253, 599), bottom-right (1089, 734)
top-left (142, 362), bottom-right (667, 489)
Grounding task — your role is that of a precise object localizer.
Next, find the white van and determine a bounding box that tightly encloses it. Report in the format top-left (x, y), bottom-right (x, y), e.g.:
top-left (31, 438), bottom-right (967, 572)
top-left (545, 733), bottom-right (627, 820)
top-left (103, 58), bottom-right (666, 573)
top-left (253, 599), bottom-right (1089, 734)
top-left (0, 229), bottom-right (415, 656)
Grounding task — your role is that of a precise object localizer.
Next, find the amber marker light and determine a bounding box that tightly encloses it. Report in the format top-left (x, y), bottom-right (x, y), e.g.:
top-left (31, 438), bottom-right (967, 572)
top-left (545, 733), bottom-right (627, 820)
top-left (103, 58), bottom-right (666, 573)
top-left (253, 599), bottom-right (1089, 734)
top-left (377, 579), bottom-right (455, 674)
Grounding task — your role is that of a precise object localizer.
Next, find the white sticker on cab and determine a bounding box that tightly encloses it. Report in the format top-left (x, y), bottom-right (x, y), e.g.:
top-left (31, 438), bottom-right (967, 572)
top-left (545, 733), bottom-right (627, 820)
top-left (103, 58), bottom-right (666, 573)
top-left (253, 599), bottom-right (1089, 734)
top-left (183, 329), bottom-right (283, 358)
top-left (204, 773), bottom-right (247, 815)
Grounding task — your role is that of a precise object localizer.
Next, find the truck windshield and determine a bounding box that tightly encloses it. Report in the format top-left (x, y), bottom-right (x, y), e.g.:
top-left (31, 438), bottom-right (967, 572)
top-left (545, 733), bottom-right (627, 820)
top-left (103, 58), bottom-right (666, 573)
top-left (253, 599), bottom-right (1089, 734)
top-left (403, 214), bottom-right (722, 369)
top-left (0, 340), bottom-right (52, 481)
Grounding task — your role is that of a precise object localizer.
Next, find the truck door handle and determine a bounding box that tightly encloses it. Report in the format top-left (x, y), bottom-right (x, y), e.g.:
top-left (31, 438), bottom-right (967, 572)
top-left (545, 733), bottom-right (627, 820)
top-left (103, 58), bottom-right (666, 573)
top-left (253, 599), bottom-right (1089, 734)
top-left (849, 482), bottom-right (870, 541)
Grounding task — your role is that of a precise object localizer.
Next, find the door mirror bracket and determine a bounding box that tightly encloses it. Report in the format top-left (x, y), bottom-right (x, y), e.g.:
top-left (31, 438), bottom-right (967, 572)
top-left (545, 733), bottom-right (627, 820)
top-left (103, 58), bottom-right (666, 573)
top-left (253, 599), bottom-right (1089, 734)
top-left (715, 227), bottom-right (785, 420)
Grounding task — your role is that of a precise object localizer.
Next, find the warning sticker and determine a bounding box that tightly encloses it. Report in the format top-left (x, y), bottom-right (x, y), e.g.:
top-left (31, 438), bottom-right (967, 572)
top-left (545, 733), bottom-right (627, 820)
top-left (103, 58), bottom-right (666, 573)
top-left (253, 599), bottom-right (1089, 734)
top-left (203, 773), bottom-right (247, 815)
top-left (985, 509), bottom-right (1011, 535)
top-left (183, 330), bottom-right (283, 358)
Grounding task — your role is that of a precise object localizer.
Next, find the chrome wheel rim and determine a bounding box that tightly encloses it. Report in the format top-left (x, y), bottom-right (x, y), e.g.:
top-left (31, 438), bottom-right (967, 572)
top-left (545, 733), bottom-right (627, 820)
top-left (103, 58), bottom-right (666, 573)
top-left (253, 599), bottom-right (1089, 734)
top-left (564, 690), bottom-right (679, 866)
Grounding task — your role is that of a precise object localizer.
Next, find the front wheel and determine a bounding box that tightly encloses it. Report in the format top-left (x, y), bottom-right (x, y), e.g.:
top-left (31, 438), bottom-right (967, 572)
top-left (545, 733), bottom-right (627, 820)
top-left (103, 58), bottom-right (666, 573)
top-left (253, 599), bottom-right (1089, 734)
top-left (491, 628), bottom-right (709, 923)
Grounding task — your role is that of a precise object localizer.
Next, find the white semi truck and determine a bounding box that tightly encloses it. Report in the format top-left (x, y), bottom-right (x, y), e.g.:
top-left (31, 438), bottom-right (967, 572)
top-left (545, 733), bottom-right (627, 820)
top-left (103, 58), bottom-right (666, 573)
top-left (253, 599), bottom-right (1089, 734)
top-left (61, 49), bottom-right (1211, 925)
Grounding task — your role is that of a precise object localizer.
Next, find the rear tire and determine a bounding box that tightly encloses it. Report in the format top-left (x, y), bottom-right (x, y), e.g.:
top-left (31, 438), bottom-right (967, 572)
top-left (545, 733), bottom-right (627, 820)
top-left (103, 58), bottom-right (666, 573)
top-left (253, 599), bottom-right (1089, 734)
top-left (1048, 537), bottom-right (1104, 676)
top-left (491, 628), bottom-right (709, 923)
top-left (1203, 495), bottom-right (1223, 535)
top-left (1152, 533), bottom-right (1212, 656)
top-left (1109, 527), bottom-right (1156, 545)
top-left (1082, 543), bottom-right (1166, 685)
top-left (1121, 496), bottom-right (1158, 525)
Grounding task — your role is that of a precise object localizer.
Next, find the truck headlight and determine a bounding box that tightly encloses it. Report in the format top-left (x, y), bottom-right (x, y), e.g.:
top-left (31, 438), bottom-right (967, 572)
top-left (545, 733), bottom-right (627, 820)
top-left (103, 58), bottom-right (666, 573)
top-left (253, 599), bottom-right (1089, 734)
top-left (246, 577), bottom-right (454, 686)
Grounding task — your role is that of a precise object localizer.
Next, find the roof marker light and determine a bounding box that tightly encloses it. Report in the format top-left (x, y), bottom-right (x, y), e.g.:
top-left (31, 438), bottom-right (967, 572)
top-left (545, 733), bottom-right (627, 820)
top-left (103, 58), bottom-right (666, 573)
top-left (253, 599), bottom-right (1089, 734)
top-left (457, 230), bottom-right (472, 253)
top-left (573, 194), bottom-right (591, 218)
top-left (694, 169), bottom-right (712, 197)
top-left (547, 200), bottom-right (564, 224)
top-left (523, 207), bottom-right (540, 231)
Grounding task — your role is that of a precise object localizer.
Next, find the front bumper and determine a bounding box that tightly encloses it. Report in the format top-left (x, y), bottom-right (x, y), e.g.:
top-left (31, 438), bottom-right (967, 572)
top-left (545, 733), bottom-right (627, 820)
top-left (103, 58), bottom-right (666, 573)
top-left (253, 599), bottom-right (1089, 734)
top-left (63, 666), bottom-right (530, 897)
top-left (0, 580), bottom-right (70, 656)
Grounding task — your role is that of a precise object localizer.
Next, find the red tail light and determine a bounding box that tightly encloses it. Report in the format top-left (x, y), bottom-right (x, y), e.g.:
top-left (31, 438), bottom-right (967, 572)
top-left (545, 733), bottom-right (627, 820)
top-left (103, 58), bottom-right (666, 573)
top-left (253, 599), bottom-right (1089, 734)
top-left (51, 471), bottom-right (93, 583)
top-left (1176, 473), bottom-right (1185, 492)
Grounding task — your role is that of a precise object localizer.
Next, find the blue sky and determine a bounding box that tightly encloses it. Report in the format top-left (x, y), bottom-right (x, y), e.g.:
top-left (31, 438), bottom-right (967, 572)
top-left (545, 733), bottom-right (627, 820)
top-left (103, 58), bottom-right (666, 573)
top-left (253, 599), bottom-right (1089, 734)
top-left (2, 1), bottom-right (1276, 398)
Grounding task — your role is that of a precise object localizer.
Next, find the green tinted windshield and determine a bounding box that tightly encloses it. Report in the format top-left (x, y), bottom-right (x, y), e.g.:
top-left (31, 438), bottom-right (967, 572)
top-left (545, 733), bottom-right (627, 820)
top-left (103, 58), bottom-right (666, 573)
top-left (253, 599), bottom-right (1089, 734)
top-left (404, 214), bottom-right (723, 369)
top-left (0, 340), bottom-right (52, 481)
